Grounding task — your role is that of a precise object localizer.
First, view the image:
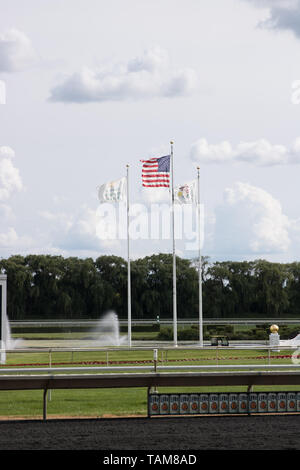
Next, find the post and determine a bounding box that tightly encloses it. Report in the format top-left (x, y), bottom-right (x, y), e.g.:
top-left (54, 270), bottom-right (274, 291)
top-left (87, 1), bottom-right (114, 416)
top-left (170, 141), bottom-right (177, 347)
top-left (197, 167), bottom-right (203, 347)
top-left (0, 275), bottom-right (7, 364)
top-left (48, 349), bottom-right (52, 401)
top-left (126, 164), bottom-right (132, 347)
top-left (43, 388), bottom-right (48, 421)
top-left (153, 348), bottom-right (158, 372)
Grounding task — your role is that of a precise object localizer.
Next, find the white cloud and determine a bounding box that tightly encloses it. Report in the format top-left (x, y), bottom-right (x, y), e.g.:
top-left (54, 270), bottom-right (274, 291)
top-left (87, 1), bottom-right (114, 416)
top-left (190, 139), bottom-right (234, 164)
top-left (242, 0), bottom-right (300, 38)
top-left (49, 46), bottom-right (198, 103)
top-left (141, 187), bottom-right (170, 204)
top-left (0, 227), bottom-right (33, 249)
top-left (0, 203), bottom-right (14, 220)
top-left (0, 146), bottom-right (33, 255)
top-left (40, 205), bottom-right (122, 254)
top-left (214, 182), bottom-right (290, 255)
top-left (190, 137), bottom-right (300, 166)
top-left (0, 29), bottom-right (36, 72)
top-left (0, 146), bottom-right (23, 200)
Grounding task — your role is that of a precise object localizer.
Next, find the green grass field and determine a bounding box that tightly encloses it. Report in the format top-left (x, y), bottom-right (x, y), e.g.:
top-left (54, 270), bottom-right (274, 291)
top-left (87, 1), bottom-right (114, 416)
top-left (0, 342), bottom-right (299, 418)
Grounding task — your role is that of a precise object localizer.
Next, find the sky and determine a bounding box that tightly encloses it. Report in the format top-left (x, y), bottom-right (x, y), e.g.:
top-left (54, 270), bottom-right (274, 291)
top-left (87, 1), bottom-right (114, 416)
top-left (1, 0), bottom-right (300, 263)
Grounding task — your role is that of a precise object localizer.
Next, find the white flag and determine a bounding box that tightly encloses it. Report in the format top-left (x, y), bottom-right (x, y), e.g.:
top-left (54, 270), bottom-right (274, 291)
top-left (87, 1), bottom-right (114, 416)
top-left (174, 180), bottom-right (197, 204)
top-left (98, 177), bottom-right (126, 203)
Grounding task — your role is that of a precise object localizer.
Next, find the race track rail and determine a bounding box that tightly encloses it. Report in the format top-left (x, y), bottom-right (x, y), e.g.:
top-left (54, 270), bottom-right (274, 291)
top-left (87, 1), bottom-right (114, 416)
top-left (1, 370), bottom-right (300, 420)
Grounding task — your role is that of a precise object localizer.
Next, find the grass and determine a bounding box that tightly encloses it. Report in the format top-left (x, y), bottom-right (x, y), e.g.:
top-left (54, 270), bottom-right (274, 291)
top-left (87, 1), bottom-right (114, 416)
top-left (0, 388), bottom-right (148, 418)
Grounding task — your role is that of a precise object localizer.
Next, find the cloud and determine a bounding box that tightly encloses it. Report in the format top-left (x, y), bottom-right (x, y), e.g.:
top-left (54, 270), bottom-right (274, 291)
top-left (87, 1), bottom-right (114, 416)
top-left (190, 137), bottom-right (300, 166)
top-left (245, 0), bottom-right (298, 7)
top-left (0, 227), bottom-right (33, 249)
top-left (40, 205), bottom-right (122, 254)
top-left (243, 0), bottom-right (300, 38)
top-left (190, 139), bottom-right (235, 164)
top-left (214, 182), bottom-right (290, 255)
top-left (49, 47), bottom-right (198, 103)
top-left (0, 146), bottom-right (23, 200)
top-left (0, 29), bottom-right (36, 72)
top-left (0, 146), bottom-right (30, 254)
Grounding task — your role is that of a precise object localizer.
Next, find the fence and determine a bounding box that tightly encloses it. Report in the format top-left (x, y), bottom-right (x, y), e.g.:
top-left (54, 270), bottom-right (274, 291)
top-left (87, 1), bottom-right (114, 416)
top-left (0, 345), bottom-right (300, 420)
top-left (1, 367), bottom-right (300, 420)
top-left (1, 344), bottom-right (299, 369)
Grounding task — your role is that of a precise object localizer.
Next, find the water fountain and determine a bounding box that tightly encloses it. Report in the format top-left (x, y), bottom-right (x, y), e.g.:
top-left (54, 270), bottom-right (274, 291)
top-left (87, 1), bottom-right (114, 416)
top-left (92, 311), bottom-right (127, 346)
top-left (269, 324), bottom-right (300, 349)
top-left (5, 315), bottom-right (23, 350)
top-left (0, 275), bottom-right (23, 363)
top-left (280, 333), bottom-right (300, 348)
top-left (0, 313), bottom-right (24, 364)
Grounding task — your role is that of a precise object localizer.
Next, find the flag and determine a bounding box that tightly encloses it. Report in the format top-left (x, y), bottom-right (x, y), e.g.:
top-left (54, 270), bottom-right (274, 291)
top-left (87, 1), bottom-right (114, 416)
top-left (174, 180), bottom-right (197, 204)
top-left (98, 176), bottom-right (126, 202)
top-left (140, 155), bottom-right (170, 188)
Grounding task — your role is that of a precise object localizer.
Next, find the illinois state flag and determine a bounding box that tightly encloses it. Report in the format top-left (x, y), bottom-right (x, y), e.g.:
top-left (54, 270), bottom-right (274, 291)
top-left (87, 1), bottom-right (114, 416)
top-left (140, 155), bottom-right (170, 188)
top-left (98, 177), bottom-right (126, 202)
top-left (174, 180), bottom-right (197, 204)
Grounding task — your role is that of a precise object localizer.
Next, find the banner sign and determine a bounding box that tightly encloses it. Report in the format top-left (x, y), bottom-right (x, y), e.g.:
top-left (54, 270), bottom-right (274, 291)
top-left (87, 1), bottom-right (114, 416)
top-left (148, 391), bottom-right (300, 416)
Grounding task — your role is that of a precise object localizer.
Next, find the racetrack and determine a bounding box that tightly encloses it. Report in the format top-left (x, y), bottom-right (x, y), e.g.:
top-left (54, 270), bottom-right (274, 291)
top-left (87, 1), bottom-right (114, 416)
top-left (0, 414), bottom-right (299, 450)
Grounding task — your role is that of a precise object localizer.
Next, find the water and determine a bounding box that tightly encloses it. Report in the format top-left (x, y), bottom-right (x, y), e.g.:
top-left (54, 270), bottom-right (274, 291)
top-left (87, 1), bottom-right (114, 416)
top-left (1, 313), bottom-right (24, 364)
top-left (92, 311), bottom-right (127, 346)
top-left (280, 333), bottom-right (300, 348)
top-left (0, 311), bottom-right (126, 360)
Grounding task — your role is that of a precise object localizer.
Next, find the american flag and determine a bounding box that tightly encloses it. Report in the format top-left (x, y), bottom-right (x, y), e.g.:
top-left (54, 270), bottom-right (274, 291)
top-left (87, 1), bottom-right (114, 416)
top-left (140, 155), bottom-right (171, 188)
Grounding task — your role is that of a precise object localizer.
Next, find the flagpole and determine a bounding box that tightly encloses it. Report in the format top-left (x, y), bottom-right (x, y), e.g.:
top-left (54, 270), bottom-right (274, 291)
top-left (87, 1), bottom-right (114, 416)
top-left (170, 141), bottom-right (177, 347)
top-left (126, 164), bottom-right (132, 347)
top-left (197, 166), bottom-right (203, 347)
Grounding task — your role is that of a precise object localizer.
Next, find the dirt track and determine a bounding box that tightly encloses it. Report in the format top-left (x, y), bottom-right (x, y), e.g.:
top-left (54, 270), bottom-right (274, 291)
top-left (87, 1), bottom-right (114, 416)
top-left (0, 414), bottom-right (299, 450)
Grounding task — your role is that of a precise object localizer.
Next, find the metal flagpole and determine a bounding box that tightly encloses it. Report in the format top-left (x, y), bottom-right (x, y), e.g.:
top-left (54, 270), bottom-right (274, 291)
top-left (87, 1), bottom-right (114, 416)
top-left (126, 164), bottom-right (132, 347)
top-left (170, 141), bottom-right (177, 347)
top-left (197, 166), bottom-right (203, 347)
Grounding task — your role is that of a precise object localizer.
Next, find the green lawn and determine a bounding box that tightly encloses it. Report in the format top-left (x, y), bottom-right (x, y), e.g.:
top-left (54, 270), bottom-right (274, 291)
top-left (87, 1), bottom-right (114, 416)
top-left (0, 388), bottom-right (148, 418)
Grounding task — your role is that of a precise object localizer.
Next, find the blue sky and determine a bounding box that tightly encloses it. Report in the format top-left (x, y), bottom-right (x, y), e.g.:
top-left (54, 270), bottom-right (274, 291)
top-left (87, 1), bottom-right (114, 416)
top-left (1, 0), bottom-right (300, 262)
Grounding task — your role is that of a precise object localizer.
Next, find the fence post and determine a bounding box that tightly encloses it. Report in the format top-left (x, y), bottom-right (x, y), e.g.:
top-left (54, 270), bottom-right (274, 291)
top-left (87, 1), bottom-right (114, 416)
top-left (147, 387), bottom-right (151, 418)
top-left (43, 388), bottom-right (47, 421)
top-left (153, 349), bottom-right (158, 372)
top-left (48, 349), bottom-right (52, 402)
top-left (152, 349), bottom-right (158, 394)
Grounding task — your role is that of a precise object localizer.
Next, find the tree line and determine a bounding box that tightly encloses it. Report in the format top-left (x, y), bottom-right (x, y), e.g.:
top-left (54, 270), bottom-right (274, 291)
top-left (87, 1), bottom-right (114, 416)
top-left (0, 254), bottom-right (300, 320)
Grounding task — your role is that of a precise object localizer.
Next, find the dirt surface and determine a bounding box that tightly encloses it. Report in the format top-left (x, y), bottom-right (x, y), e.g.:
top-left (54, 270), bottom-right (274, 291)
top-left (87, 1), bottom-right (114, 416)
top-left (0, 414), bottom-right (299, 450)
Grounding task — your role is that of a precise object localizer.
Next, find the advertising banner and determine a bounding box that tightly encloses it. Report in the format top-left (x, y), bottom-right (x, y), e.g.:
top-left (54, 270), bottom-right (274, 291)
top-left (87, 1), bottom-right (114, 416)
top-left (169, 394), bottom-right (180, 415)
top-left (159, 394), bottom-right (169, 415)
top-left (189, 394), bottom-right (199, 414)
